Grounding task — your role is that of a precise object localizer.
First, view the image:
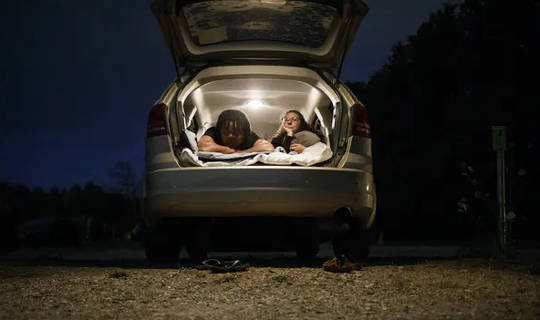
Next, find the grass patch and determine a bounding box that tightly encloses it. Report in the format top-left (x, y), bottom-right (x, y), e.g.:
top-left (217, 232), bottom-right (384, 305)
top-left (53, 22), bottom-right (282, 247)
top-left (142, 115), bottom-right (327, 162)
top-left (217, 276), bottom-right (235, 283)
top-left (0, 271), bottom-right (41, 279)
top-left (272, 274), bottom-right (294, 285)
top-left (109, 271), bottom-right (128, 279)
top-left (392, 277), bottom-right (413, 291)
top-left (437, 279), bottom-right (462, 290)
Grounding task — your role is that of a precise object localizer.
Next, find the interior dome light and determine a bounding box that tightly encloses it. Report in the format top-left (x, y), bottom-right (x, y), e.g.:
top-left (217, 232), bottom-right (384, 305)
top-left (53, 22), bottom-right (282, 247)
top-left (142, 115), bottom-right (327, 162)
top-left (246, 100), bottom-right (265, 109)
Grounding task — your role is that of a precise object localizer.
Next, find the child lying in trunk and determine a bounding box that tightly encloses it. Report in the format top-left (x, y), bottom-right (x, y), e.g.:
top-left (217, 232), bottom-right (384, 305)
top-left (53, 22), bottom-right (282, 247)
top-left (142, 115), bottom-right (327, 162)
top-left (271, 110), bottom-right (324, 153)
top-left (198, 109), bottom-right (274, 153)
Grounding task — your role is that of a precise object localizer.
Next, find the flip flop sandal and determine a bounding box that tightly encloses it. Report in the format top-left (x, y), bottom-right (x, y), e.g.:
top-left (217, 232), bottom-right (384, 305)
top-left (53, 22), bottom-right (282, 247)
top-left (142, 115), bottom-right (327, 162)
top-left (202, 259), bottom-right (249, 273)
top-left (323, 254), bottom-right (363, 273)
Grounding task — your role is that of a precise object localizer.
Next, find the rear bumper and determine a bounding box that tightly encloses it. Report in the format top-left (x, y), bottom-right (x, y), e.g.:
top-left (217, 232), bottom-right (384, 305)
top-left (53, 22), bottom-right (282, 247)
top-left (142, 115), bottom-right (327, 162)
top-left (144, 166), bottom-right (375, 225)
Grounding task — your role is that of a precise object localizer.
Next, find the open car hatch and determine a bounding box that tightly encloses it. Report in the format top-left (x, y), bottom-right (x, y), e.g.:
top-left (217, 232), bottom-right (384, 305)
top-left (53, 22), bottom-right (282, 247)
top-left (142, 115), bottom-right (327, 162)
top-left (151, 0), bottom-right (368, 73)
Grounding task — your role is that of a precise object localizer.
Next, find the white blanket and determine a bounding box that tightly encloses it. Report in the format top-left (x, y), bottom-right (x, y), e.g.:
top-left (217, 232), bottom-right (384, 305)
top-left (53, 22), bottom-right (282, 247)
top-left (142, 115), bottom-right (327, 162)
top-left (179, 142), bottom-right (332, 167)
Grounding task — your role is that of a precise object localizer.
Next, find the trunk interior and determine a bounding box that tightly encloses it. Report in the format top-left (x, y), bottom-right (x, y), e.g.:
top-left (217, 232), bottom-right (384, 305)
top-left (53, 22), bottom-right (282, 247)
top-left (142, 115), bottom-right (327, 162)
top-left (172, 66), bottom-right (345, 165)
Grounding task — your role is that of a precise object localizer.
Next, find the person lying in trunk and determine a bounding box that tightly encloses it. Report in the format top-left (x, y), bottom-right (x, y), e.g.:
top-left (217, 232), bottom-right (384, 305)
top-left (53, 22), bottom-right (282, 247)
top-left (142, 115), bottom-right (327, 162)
top-left (198, 109), bottom-right (274, 154)
top-left (271, 110), bottom-right (324, 153)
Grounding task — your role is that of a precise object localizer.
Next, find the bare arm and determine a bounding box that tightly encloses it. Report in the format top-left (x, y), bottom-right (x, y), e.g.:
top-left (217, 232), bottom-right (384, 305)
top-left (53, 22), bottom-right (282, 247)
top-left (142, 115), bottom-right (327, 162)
top-left (238, 139), bottom-right (275, 153)
top-left (197, 135), bottom-right (236, 154)
top-left (290, 143), bottom-right (306, 153)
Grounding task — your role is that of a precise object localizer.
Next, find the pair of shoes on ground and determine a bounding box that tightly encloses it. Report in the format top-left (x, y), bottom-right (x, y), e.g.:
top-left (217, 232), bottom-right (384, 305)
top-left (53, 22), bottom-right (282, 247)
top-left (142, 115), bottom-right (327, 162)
top-left (323, 254), bottom-right (363, 273)
top-left (197, 259), bottom-right (250, 273)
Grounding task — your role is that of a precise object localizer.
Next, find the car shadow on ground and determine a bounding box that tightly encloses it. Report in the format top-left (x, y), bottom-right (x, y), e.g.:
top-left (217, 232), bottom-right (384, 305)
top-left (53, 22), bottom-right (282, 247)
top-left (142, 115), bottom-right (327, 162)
top-left (6, 242), bottom-right (538, 269)
top-left (0, 254), bottom-right (458, 270)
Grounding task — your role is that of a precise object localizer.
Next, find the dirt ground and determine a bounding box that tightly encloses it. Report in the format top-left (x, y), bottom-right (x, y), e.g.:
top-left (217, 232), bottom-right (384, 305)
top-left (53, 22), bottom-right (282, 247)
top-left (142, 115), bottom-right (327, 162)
top-left (1, 257), bottom-right (539, 320)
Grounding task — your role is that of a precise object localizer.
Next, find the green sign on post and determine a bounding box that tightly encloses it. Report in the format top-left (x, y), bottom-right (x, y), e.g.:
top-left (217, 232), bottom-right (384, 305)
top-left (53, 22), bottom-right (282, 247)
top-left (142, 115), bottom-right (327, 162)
top-left (492, 126), bottom-right (506, 151)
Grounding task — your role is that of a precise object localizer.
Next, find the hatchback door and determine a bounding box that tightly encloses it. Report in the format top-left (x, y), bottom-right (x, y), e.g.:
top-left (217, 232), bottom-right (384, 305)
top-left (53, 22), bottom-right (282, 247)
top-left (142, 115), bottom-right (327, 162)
top-left (151, 0), bottom-right (368, 72)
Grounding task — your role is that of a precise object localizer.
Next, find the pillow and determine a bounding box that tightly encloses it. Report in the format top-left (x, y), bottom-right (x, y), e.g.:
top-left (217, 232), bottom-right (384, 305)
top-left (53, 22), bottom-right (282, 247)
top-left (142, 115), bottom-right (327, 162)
top-left (291, 131), bottom-right (321, 147)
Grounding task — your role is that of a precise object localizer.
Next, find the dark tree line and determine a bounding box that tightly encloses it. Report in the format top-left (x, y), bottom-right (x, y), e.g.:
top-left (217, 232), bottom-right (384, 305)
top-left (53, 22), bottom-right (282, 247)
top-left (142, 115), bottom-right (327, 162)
top-left (347, 0), bottom-right (540, 243)
top-left (0, 163), bottom-right (141, 250)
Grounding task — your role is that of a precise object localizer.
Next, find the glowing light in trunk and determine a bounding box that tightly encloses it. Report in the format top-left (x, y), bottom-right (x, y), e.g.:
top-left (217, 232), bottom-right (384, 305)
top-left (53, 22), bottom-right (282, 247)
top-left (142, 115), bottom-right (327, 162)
top-left (246, 100), bottom-right (265, 109)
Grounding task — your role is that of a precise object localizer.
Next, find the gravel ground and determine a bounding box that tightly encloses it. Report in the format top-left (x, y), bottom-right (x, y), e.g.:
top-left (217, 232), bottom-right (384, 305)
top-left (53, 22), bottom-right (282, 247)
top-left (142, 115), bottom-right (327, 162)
top-left (1, 257), bottom-right (539, 319)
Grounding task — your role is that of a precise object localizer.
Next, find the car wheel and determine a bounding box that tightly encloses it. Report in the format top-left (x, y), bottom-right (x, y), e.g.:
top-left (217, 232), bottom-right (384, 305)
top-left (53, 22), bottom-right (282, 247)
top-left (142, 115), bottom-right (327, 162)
top-left (185, 223), bottom-right (211, 261)
top-left (186, 242), bottom-right (208, 261)
top-left (332, 218), bottom-right (372, 262)
top-left (144, 227), bottom-right (180, 264)
top-left (295, 240), bottom-right (319, 259)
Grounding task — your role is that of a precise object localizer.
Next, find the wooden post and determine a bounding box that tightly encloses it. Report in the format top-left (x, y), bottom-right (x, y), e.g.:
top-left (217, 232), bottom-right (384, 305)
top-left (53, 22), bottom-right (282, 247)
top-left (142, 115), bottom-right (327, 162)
top-left (492, 126), bottom-right (507, 255)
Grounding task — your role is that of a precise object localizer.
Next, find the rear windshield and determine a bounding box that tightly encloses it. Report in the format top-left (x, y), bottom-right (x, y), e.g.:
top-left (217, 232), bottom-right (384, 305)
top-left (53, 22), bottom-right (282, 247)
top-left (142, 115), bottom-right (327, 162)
top-left (181, 0), bottom-right (338, 47)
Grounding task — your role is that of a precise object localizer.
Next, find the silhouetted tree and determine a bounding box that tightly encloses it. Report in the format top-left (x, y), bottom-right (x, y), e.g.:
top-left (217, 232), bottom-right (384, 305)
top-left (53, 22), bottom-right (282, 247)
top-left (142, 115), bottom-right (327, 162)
top-left (347, 0), bottom-right (540, 241)
top-left (109, 161), bottom-right (136, 199)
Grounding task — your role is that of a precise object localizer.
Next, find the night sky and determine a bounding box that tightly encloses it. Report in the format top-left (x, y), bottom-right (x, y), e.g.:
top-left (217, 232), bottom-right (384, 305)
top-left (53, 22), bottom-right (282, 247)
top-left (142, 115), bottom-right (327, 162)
top-left (1, 0), bottom-right (457, 190)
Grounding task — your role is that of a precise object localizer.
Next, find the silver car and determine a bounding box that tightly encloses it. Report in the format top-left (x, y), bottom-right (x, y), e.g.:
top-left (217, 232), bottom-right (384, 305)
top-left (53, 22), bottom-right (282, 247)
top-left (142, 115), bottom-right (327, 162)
top-left (144, 0), bottom-right (375, 262)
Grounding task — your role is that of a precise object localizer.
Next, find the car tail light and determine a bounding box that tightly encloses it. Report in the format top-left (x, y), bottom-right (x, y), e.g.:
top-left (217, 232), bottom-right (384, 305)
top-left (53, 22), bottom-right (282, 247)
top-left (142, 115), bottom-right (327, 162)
top-left (147, 103), bottom-right (168, 137)
top-left (351, 103), bottom-right (371, 138)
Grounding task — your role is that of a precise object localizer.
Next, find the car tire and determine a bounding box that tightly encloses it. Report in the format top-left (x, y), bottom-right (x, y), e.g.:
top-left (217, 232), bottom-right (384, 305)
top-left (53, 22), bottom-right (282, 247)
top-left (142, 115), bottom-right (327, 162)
top-left (185, 223), bottom-right (211, 261)
top-left (295, 240), bottom-right (319, 259)
top-left (332, 218), bottom-right (372, 262)
top-left (186, 242), bottom-right (208, 261)
top-left (144, 227), bottom-right (180, 264)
